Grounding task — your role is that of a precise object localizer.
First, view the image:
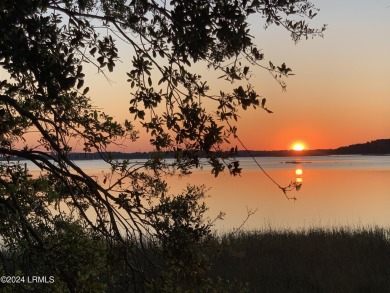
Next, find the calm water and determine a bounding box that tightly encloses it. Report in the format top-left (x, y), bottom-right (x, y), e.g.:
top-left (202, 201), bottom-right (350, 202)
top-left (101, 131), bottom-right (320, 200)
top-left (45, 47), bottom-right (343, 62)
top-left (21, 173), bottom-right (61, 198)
top-left (24, 155), bottom-right (390, 231)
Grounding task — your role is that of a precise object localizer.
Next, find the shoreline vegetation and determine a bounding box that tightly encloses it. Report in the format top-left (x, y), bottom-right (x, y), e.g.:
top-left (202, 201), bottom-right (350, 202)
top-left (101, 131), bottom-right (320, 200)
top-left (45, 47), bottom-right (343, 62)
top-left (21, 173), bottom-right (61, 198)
top-left (2, 226), bottom-right (390, 292)
top-left (208, 226), bottom-right (390, 292)
top-left (2, 139), bottom-right (390, 161)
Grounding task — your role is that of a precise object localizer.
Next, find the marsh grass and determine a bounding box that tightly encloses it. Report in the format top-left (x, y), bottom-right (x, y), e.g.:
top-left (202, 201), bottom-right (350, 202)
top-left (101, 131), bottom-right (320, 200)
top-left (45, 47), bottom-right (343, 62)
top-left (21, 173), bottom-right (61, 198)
top-left (207, 227), bottom-right (390, 292)
top-left (2, 226), bottom-right (390, 292)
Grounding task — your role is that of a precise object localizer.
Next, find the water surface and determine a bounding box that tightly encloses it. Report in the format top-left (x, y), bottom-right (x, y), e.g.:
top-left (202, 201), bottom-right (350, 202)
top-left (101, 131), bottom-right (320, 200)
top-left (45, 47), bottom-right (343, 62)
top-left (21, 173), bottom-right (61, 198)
top-left (22, 155), bottom-right (390, 231)
top-left (165, 155), bottom-right (390, 231)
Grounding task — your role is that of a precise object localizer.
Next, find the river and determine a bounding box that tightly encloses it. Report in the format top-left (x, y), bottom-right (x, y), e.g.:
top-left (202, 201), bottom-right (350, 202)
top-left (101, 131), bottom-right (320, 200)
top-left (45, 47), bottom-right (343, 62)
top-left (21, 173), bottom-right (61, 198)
top-left (23, 155), bottom-right (390, 232)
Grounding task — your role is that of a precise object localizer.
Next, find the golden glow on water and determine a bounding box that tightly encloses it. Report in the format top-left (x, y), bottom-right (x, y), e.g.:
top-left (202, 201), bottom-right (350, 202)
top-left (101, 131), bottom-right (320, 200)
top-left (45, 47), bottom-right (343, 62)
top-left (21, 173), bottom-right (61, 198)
top-left (295, 167), bottom-right (303, 183)
top-left (37, 156), bottom-right (389, 232)
top-left (167, 167), bottom-right (390, 231)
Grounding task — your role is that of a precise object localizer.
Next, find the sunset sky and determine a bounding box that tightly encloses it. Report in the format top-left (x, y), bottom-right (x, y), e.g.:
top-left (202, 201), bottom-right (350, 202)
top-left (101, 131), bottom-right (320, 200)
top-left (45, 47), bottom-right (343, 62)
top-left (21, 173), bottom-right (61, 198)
top-left (79, 0), bottom-right (390, 152)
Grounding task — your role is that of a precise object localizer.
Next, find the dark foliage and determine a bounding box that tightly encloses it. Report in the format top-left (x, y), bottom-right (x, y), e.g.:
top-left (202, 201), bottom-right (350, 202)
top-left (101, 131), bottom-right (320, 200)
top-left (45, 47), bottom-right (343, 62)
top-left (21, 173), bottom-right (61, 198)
top-left (211, 228), bottom-right (390, 293)
top-left (0, 0), bottom-right (324, 291)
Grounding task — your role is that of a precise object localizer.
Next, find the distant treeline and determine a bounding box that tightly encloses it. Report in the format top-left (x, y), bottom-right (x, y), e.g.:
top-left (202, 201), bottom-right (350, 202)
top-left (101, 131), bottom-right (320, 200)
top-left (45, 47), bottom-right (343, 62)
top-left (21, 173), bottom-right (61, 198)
top-left (247, 138), bottom-right (390, 156)
top-left (2, 139), bottom-right (389, 161)
top-left (247, 139), bottom-right (390, 157)
top-left (331, 138), bottom-right (390, 155)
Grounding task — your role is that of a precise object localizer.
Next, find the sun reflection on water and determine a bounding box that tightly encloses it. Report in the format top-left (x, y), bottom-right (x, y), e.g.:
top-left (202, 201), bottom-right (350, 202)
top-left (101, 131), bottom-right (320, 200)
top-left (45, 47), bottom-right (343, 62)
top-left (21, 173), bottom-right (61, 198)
top-left (295, 166), bottom-right (303, 183)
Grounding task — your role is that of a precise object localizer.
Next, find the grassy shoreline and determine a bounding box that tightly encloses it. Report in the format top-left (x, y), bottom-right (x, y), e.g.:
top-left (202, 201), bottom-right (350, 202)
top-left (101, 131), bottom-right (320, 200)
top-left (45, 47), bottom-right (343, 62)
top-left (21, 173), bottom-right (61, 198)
top-left (2, 227), bottom-right (390, 292)
top-left (208, 227), bottom-right (390, 292)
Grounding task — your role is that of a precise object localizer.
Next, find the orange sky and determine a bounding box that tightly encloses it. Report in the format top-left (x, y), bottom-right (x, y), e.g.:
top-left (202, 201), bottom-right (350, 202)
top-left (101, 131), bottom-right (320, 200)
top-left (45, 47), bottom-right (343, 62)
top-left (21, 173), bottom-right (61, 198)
top-left (8, 1), bottom-right (389, 152)
top-left (236, 0), bottom-right (390, 150)
top-left (80, 0), bottom-right (389, 152)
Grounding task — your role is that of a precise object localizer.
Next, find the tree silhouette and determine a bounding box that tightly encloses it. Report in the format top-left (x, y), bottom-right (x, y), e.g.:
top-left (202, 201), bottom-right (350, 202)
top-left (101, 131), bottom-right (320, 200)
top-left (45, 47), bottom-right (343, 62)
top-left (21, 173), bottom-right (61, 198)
top-left (0, 0), bottom-right (325, 291)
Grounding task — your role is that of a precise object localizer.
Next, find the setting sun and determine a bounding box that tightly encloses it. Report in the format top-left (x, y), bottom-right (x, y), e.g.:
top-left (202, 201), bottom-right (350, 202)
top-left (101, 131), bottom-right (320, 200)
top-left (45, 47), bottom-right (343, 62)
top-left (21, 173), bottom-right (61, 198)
top-left (292, 142), bottom-right (305, 151)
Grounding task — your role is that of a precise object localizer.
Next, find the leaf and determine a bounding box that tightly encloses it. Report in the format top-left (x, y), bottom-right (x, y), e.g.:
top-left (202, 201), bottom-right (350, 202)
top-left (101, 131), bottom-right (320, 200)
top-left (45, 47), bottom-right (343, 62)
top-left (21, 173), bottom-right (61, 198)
top-left (83, 87), bottom-right (89, 95)
top-left (89, 47), bottom-right (97, 56)
top-left (138, 110), bottom-right (145, 120)
top-left (97, 56), bottom-right (104, 65)
top-left (77, 79), bottom-right (84, 89)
